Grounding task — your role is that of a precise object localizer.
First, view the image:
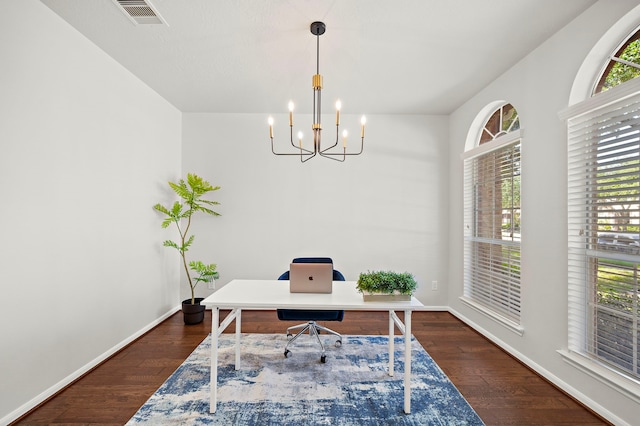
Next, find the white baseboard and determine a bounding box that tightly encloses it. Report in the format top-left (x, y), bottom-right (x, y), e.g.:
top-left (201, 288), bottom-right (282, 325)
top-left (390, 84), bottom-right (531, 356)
top-left (447, 307), bottom-right (629, 426)
top-left (205, 305), bottom-right (450, 312)
top-left (414, 305), bottom-right (449, 311)
top-left (1, 306), bottom-right (181, 426)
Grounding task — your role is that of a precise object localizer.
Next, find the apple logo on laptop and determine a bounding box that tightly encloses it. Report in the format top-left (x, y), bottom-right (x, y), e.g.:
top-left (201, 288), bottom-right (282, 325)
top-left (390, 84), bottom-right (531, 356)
top-left (308, 276), bottom-right (314, 280)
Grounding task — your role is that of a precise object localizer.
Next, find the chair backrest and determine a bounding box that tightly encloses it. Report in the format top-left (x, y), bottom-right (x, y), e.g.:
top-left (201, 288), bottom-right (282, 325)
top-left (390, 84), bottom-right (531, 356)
top-left (278, 257), bottom-right (345, 281)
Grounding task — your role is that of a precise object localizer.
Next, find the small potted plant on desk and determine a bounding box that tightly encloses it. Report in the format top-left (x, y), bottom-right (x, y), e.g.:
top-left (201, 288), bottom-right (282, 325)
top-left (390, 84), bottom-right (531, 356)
top-left (153, 173), bottom-right (221, 324)
top-left (357, 270), bottom-right (417, 301)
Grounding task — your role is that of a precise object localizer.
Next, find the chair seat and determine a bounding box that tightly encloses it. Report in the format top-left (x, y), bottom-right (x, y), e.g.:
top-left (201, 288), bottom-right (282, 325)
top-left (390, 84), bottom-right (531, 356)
top-left (277, 309), bottom-right (344, 322)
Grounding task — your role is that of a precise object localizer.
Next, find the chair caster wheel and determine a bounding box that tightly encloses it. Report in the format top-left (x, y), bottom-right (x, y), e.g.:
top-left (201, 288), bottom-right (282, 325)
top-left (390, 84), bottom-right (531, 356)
top-left (286, 333), bottom-right (293, 340)
top-left (320, 354), bottom-right (327, 363)
top-left (284, 349), bottom-right (291, 358)
top-left (335, 340), bottom-right (342, 348)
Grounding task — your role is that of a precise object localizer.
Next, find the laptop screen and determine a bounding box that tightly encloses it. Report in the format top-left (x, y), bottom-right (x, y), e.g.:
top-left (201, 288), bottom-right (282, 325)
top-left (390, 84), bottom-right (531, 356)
top-left (288, 263), bottom-right (333, 293)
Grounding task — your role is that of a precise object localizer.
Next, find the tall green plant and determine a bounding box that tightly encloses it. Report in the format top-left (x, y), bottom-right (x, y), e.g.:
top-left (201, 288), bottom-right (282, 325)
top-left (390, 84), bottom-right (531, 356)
top-left (153, 173), bottom-right (221, 304)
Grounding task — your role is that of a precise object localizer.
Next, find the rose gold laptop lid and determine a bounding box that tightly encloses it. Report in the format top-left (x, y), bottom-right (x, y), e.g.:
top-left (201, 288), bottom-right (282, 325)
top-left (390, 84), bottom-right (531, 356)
top-left (289, 263), bottom-right (333, 293)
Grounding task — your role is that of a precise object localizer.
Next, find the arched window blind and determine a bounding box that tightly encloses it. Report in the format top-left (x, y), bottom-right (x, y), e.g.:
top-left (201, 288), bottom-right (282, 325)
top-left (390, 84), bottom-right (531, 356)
top-left (463, 104), bottom-right (522, 326)
top-left (563, 76), bottom-right (640, 380)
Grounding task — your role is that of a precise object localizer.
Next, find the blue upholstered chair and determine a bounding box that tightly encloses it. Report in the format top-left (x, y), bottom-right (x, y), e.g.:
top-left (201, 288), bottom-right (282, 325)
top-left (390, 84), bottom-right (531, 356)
top-left (278, 257), bottom-right (345, 363)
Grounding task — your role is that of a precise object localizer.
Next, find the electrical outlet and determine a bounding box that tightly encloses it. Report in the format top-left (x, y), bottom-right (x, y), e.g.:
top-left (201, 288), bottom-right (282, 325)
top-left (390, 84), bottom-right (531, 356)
top-left (431, 280), bottom-right (438, 291)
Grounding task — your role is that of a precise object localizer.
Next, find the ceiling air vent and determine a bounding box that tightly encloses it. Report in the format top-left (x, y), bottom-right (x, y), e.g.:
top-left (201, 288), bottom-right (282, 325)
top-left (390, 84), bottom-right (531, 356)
top-left (112, 0), bottom-right (167, 26)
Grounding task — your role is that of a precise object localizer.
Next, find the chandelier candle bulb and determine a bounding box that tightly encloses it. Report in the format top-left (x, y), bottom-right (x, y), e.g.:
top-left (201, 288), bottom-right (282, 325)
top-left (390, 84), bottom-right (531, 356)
top-left (335, 100), bottom-right (341, 125)
top-left (361, 116), bottom-right (366, 138)
top-left (342, 130), bottom-right (348, 148)
top-left (268, 117), bottom-right (274, 138)
top-left (288, 101), bottom-right (294, 126)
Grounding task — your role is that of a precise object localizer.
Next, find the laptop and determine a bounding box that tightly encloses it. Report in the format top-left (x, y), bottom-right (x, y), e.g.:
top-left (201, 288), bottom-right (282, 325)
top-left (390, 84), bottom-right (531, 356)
top-left (289, 263), bottom-right (333, 293)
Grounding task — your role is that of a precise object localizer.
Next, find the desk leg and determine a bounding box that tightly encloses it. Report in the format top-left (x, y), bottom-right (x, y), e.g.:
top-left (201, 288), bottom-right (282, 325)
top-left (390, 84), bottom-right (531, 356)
top-left (210, 307), bottom-right (219, 413)
top-left (404, 309), bottom-right (412, 414)
top-left (235, 309), bottom-right (241, 370)
top-left (388, 310), bottom-right (394, 377)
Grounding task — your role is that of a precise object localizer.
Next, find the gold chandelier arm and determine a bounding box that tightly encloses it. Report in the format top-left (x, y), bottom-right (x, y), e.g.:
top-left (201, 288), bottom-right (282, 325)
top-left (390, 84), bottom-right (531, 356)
top-left (289, 125), bottom-right (314, 154)
top-left (299, 150), bottom-right (316, 162)
top-left (269, 125), bottom-right (316, 162)
top-left (270, 137), bottom-right (317, 161)
top-left (319, 124), bottom-right (364, 159)
top-left (319, 124), bottom-right (340, 152)
top-left (319, 137), bottom-right (364, 160)
top-left (319, 149), bottom-right (346, 162)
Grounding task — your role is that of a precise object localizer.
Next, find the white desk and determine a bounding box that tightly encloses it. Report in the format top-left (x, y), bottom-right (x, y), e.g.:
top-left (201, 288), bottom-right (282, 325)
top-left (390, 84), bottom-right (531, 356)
top-left (202, 279), bottom-right (424, 414)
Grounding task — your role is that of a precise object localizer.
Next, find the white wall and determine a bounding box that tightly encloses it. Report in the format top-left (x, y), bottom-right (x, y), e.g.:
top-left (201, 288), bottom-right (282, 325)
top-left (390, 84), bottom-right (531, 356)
top-left (4, 0), bottom-right (638, 424)
top-left (448, 1), bottom-right (640, 425)
top-left (182, 113), bottom-right (449, 306)
top-left (0, 1), bottom-right (181, 423)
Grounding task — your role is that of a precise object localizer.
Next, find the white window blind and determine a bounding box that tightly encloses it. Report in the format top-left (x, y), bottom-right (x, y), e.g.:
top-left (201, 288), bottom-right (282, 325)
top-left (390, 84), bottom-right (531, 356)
top-left (565, 77), bottom-right (640, 380)
top-left (464, 133), bottom-right (522, 322)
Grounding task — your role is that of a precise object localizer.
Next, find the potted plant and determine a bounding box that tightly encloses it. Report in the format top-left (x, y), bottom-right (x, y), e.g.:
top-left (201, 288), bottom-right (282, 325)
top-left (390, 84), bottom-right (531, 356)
top-left (356, 270), bottom-right (417, 301)
top-left (153, 173), bottom-right (221, 324)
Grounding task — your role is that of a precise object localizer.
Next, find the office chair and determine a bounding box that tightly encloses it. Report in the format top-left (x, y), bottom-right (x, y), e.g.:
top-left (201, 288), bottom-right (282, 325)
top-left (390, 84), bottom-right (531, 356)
top-left (277, 257), bottom-right (345, 363)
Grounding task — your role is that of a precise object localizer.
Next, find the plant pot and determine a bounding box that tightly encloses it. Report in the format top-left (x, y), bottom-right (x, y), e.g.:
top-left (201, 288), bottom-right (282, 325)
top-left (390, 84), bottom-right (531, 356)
top-left (182, 297), bottom-right (205, 325)
top-left (361, 291), bottom-right (411, 302)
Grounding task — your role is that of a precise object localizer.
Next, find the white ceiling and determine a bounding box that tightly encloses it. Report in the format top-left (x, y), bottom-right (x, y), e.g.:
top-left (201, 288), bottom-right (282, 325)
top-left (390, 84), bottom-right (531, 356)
top-left (41, 0), bottom-right (597, 115)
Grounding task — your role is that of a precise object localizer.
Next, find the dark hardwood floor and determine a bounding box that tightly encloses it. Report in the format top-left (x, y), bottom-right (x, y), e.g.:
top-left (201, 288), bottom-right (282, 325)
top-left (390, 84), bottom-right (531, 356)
top-left (12, 310), bottom-right (609, 425)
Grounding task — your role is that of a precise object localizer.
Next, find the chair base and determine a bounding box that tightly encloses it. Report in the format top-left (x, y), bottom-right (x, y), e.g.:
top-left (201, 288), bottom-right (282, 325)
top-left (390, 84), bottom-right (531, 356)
top-left (284, 321), bottom-right (342, 363)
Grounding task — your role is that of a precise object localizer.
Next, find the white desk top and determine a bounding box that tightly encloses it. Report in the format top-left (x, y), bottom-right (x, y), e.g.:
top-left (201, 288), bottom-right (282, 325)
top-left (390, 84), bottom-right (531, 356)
top-left (202, 279), bottom-right (423, 311)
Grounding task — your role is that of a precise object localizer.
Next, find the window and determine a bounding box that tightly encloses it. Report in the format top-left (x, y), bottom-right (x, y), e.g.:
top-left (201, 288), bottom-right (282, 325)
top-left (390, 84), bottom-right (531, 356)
top-left (595, 27), bottom-right (640, 94)
top-left (463, 104), bottom-right (522, 326)
top-left (565, 77), bottom-right (640, 381)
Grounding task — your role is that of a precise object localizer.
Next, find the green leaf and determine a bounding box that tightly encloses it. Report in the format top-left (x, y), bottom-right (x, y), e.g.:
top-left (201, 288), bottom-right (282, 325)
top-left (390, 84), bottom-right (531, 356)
top-left (170, 201), bottom-right (184, 218)
top-left (160, 218), bottom-right (174, 229)
top-left (169, 179), bottom-right (190, 201)
top-left (183, 235), bottom-right (195, 251)
top-left (153, 203), bottom-right (170, 215)
top-left (189, 260), bottom-right (219, 287)
top-left (198, 206), bottom-right (222, 216)
top-left (163, 240), bottom-right (179, 250)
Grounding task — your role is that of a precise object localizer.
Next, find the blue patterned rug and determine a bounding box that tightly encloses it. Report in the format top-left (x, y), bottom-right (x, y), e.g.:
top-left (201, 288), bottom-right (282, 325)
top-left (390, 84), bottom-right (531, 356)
top-left (127, 333), bottom-right (484, 425)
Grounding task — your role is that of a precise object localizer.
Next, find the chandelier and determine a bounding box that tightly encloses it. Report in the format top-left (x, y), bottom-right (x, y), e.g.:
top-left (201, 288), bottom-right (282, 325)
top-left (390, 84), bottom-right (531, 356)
top-left (268, 21), bottom-right (366, 162)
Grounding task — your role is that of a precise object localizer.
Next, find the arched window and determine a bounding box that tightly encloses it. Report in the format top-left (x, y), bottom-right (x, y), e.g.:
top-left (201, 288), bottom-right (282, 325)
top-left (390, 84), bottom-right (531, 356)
top-left (565, 25), bottom-right (640, 381)
top-left (479, 103), bottom-right (520, 143)
top-left (594, 26), bottom-right (640, 93)
top-left (463, 103), bottom-right (522, 329)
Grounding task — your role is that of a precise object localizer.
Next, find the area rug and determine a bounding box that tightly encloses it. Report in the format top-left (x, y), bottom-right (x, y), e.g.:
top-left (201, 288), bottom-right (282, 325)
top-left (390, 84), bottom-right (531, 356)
top-left (127, 333), bottom-right (484, 425)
